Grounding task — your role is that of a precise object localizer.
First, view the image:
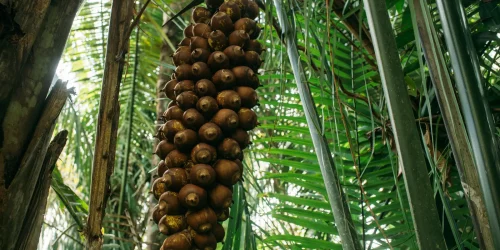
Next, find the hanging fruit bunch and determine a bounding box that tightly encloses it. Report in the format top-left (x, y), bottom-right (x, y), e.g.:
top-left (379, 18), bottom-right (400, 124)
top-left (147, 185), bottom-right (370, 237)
top-left (152, 0), bottom-right (263, 249)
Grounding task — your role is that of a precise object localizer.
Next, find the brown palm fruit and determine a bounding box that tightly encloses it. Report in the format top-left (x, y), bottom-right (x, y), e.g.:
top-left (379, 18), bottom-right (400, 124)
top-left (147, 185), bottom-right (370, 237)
top-left (192, 62), bottom-right (212, 80)
top-left (179, 37), bottom-right (191, 46)
top-left (231, 129), bottom-right (251, 149)
top-left (183, 109), bottom-right (205, 129)
top-left (196, 96), bottom-right (219, 117)
top-left (210, 12), bottom-right (234, 35)
top-left (191, 144), bottom-right (217, 165)
top-left (219, 1), bottom-right (241, 22)
top-left (216, 90), bottom-right (241, 110)
top-left (165, 150), bottom-right (189, 168)
top-left (217, 138), bottom-right (242, 160)
top-left (175, 64), bottom-right (193, 81)
top-left (190, 36), bottom-right (210, 51)
top-left (159, 191), bottom-right (185, 215)
top-left (176, 91), bottom-right (199, 110)
top-left (190, 163), bottom-right (216, 187)
top-left (208, 184), bottom-right (233, 209)
top-left (234, 18), bottom-right (258, 37)
top-left (184, 24), bottom-right (195, 38)
top-left (155, 140), bottom-right (176, 160)
top-left (191, 48), bottom-right (211, 63)
top-left (158, 215), bottom-right (187, 235)
top-left (192, 6), bottom-right (212, 24)
top-left (198, 122), bottom-right (223, 144)
top-left (153, 204), bottom-right (167, 224)
top-left (212, 223), bottom-right (225, 242)
top-left (207, 30), bottom-right (228, 51)
top-left (245, 0), bottom-right (259, 19)
top-left (152, 177), bottom-right (168, 199)
top-left (238, 108), bottom-right (258, 130)
top-left (161, 230), bottom-right (192, 250)
top-left (234, 0), bottom-right (249, 12)
top-left (228, 30), bottom-right (249, 47)
top-left (245, 39), bottom-right (264, 54)
top-left (234, 159), bottom-right (244, 178)
top-left (186, 207), bottom-right (217, 233)
top-left (163, 79), bottom-right (178, 100)
top-left (235, 86), bottom-right (258, 108)
top-left (192, 232), bottom-right (217, 250)
top-left (164, 106), bottom-right (184, 121)
top-left (244, 50), bottom-right (262, 71)
top-left (192, 23), bottom-right (212, 39)
top-left (174, 80), bottom-right (195, 96)
top-left (232, 66), bottom-right (255, 86)
top-left (212, 69), bottom-right (236, 90)
top-left (248, 73), bottom-right (261, 89)
top-left (215, 208), bottom-right (230, 221)
top-left (212, 109), bottom-right (239, 132)
top-left (162, 168), bottom-right (189, 192)
top-left (161, 120), bottom-right (185, 142)
top-left (223, 45), bottom-right (245, 65)
top-left (157, 160), bottom-right (168, 176)
top-left (173, 48), bottom-right (192, 66)
top-left (213, 159), bottom-right (241, 186)
top-left (205, 0), bottom-right (224, 10)
top-left (195, 79), bottom-right (217, 97)
top-left (207, 51), bottom-right (230, 72)
top-left (178, 184), bottom-right (208, 210)
top-left (174, 129), bottom-right (198, 152)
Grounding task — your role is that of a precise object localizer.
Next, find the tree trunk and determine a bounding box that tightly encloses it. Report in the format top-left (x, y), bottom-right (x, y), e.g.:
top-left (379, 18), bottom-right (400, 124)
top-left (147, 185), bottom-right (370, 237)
top-left (0, 0), bottom-right (83, 249)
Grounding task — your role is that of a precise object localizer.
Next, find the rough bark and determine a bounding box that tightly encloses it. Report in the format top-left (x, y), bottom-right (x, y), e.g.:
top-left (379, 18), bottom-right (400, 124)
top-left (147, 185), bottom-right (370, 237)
top-left (85, 0), bottom-right (134, 249)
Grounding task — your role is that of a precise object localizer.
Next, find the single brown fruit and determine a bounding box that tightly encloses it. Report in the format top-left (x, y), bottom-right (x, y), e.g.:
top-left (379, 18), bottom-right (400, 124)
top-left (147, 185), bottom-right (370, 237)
top-left (245, 0), bottom-right (259, 19)
top-left (234, 18), bottom-right (257, 36)
top-left (189, 163), bottom-right (216, 187)
top-left (208, 184), bottom-right (233, 209)
top-left (219, 1), bottom-right (241, 22)
top-left (235, 86), bottom-right (258, 108)
top-left (174, 129), bottom-right (198, 152)
top-left (228, 30), bottom-right (250, 47)
top-left (175, 64), bottom-right (193, 81)
top-left (205, 0), bottom-right (224, 10)
top-left (184, 24), bottom-right (195, 38)
top-left (223, 45), bottom-right (245, 65)
top-left (165, 150), bottom-right (189, 168)
top-left (244, 50), bottom-right (262, 71)
top-left (212, 109), bottom-right (239, 132)
top-left (210, 12), bottom-right (234, 35)
top-left (238, 107), bottom-right (258, 130)
top-left (198, 122), bottom-right (223, 144)
top-left (191, 48), bottom-right (211, 63)
top-left (161, 120), bottom-right (185, 142)
top-left (176, 91), bottom-right (199, 110)
top-left (178, 184), bottom-right (208, 209)
top-left (153, 204), bottom-right (167, 224)
top-left (192, 232), bottom-right (217, 250)
top-left (163, 106), bottom-right (184, 121)
top-left (173, 50), bottom-right (193, 66)
top-left (245, 39), bottom-right (264, 54)
top-left (162, 79), bottom-right (177, 100)
top-left (178, 37), bottom-right (191, 46)
top-left (217, 138), bottom-right (242, 160)
top-left (195, 79), bottom-right (217, 97)
top-left (186, 207), bottom-right (217, 233)
top-left (196, 96), bottom-right (219, 117)
top-left (162, 168), bottom-right (189, 191)
top-left (159, 191), bottom-right (185, 215)
top-left (207, 51), bottom-right (230, 72)
top-left (192, 62), bottom-right (212, 80)
top-left (213, 158), bottom-right (241, 185)
top-left (212, 223), bottom-right (225, 242)
top-left (161, 230), bottom-right (192, 250)
top-left (157, 160), bottom-right (168, 176)
top-left (233, 0), bottom-right (249, 12)
top-left (191, 143), bottom-right (217, 164)
top-left (155, 140), bottom-right (177, 160)
top-left (207, 30), bottom-right (228, 51)
top-left (192, 6), bottom-right (212, 24)
top-left (174, 80), bottom-right (195, 96)
top-left (216, 90), bottom-right (241, 110)
top-left (215, 208), bottom-right (230, 221)
top-left (212, 69), bottom-right (236, 90)
top-left (158, 215), bottom-right (187, 235)
top-left (152, 177), bottom-right (168, 199)
top-left (190, 36), bottom-right (210, 51)
top-left (231, 129), bottom-right (251, 149)
top-left (192, 23), bottom-right (212, 39)
top-left (183, 108), bottom-right (205, 129)
top-left (232, 66), bottom-right (255, 86)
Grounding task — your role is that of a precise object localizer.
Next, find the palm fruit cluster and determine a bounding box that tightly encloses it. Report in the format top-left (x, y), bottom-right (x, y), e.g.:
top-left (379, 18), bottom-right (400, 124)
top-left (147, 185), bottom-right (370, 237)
top-left (152, 0), bottom-right (263, 249)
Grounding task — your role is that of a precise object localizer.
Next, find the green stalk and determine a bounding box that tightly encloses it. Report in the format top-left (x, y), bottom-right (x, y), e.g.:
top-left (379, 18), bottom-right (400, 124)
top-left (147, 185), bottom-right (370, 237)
top-left (272, 1), bottom-right (361, 250)
top-left (435, 1), bottom-right (500, 248)
top-left (362, 1), bottom-right (447, 249)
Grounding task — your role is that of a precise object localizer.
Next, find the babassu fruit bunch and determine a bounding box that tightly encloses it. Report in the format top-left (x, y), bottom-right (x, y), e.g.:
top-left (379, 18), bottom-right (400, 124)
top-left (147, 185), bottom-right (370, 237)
top-left (152, 0), bottom-right (263, 249)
